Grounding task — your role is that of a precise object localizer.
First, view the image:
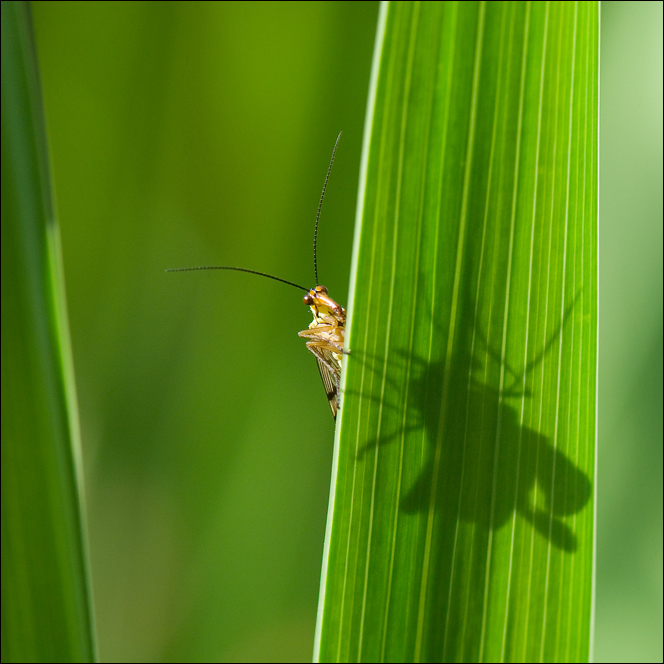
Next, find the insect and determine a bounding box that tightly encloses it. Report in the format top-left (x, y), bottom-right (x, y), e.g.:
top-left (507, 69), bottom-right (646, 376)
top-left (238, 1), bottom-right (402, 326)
top-left (167, 132), bottom-right (347, 418)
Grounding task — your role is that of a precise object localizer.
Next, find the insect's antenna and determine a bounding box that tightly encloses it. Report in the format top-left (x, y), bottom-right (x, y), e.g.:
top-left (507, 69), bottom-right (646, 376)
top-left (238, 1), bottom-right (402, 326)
top-left (313, 131), bottom-right (342, 286)
top-left (166, 266), bottom-right (309, 291)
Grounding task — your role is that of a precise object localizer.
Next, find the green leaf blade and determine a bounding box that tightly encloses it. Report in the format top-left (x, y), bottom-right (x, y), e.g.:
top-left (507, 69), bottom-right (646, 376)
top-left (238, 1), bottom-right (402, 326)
top-left (317, 2), bottom-right (598, 662)
top-left (1, 2), bottom-right (95, 661)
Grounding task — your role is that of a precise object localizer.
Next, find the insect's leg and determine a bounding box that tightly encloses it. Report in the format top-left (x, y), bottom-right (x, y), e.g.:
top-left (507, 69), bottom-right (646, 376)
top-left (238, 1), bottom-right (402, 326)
top-left (315, 318), bottom-right (351, 354)
top-left (298, 328), bottom-right (346, 355)
top-left (332, 343), bottom-right (351, 356)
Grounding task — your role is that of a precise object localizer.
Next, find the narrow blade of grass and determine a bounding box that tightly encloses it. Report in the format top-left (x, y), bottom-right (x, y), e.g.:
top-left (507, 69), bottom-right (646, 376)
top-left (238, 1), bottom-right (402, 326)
top-left (1, 2), bottom-right (95, 661)
top-left (316, 2), bottom-right (598, 661)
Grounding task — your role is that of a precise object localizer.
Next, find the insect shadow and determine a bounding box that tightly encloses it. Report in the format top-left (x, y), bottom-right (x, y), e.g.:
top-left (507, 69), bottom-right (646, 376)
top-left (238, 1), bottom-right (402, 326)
top-left (354, 287), bottom-right (591, 554)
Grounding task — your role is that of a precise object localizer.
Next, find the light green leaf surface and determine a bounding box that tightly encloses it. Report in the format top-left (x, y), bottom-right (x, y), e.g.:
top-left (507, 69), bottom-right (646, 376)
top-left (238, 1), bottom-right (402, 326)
top-left (317, 2), bottom-right (598, 662)
top-left (1, 2), bottom-right (95, 661)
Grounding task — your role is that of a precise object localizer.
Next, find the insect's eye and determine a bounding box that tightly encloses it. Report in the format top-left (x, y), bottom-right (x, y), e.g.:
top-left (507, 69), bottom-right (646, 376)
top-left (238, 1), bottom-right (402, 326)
top-left (318, 285), bottom-right (328, 294)
top-left (303, 293), bottom-right (314, 305)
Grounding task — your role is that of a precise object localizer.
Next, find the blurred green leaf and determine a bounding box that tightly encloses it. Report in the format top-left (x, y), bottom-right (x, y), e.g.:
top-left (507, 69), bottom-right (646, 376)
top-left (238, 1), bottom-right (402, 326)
top-left (317, 2), bottom-right (598, 661)
top-left (1, 2), bottom-right (95, 661)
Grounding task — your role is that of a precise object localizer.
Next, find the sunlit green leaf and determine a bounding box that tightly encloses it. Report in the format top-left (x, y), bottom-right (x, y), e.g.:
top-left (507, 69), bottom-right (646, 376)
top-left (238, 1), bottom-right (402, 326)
top-left (317, 2), bottom-right (598, 661)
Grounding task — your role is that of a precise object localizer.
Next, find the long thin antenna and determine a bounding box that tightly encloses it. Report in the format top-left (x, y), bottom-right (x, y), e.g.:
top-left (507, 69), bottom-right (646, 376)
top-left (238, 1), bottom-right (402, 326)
top-left (313, 131), bottom-right (342, 286)
top-left (166, 266), bottom-right (308, 291)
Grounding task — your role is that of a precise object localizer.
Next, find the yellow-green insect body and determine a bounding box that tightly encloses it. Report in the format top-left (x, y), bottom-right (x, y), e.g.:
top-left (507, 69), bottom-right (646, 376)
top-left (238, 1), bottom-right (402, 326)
top-left (299, 285), bottom-right (346, 418)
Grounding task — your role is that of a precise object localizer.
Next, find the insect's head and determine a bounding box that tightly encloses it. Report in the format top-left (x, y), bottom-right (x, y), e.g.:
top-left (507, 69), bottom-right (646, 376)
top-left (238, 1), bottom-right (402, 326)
top-left (304, 285), bottom-right (345, 318)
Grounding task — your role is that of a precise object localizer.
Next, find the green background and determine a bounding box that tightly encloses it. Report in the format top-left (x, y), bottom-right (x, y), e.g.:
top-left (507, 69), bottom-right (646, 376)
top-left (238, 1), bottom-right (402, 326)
top-left (28, 1), bottom-right (661, 661)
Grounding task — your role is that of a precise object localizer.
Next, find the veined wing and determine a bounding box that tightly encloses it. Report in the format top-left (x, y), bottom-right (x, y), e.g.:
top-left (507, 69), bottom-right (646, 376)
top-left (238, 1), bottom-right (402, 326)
top-left (314, 350), bottom-right (341, 419)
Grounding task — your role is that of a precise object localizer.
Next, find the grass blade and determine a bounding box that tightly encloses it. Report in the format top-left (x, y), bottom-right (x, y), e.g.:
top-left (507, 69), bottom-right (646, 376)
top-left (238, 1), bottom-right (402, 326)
top-left (317, 2), bottom-right (598, 661)
top-left (1, 2), bottom-right (95, 661)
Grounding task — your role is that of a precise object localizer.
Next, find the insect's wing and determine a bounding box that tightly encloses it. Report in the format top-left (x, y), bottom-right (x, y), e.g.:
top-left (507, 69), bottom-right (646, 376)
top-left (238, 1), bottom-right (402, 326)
top-left (315, 355), bottom-right (339, 419)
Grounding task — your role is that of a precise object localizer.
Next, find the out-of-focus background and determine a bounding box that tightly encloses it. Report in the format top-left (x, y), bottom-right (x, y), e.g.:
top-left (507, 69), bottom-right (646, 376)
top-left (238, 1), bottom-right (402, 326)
top-left (30, 2), bottom-right (661, 662)
top-left (596, 2), bottom-right (662, 662)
